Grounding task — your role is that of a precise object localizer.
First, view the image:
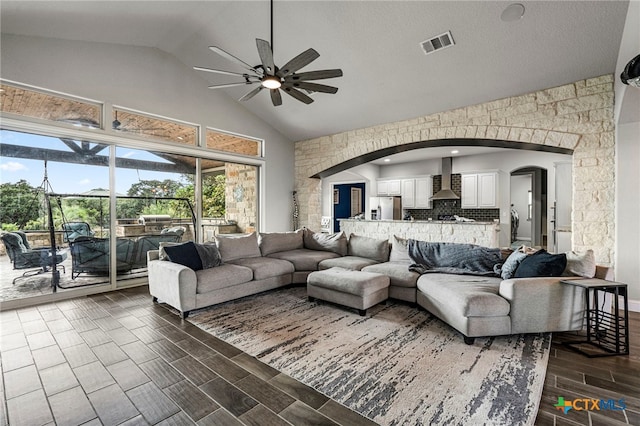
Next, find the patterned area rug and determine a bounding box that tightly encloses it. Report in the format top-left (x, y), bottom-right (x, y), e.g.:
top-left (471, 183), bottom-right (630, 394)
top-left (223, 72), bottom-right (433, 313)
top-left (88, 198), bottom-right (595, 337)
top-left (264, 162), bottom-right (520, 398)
top-left (188, 287), bottom-right (550, 426)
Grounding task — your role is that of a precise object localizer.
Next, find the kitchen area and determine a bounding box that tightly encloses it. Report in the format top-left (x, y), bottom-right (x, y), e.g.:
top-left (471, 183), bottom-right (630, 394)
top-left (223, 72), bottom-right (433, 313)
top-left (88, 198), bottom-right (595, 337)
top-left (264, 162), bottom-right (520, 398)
top-left (339, 157), bottom-right (502, 248)
top-left (324, 148), bottom-right (573, 250)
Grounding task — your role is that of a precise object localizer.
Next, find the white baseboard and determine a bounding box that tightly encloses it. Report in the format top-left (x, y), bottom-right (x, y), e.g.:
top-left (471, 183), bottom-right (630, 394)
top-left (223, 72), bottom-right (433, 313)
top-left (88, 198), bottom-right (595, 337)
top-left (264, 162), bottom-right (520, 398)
top-left (626, 297), bottom-right (640, 313)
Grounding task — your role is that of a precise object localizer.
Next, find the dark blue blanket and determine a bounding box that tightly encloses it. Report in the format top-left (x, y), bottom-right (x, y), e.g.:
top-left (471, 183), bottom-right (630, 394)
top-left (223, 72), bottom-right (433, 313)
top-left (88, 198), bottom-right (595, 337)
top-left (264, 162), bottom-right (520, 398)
top-left (408, 240), bottom-right (501, 276)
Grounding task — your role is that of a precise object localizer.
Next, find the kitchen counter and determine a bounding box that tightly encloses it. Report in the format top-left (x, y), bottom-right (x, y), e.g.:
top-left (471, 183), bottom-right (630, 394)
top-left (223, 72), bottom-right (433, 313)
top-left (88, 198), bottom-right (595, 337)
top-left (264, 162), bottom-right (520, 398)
top-left (339, 219), bottom-right (500, 248)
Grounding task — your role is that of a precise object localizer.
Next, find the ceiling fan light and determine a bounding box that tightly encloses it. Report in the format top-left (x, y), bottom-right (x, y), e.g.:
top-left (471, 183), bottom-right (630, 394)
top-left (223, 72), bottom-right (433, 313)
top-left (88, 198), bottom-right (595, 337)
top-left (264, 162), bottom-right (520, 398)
top-left (261, 76), bottom-right (282, 89)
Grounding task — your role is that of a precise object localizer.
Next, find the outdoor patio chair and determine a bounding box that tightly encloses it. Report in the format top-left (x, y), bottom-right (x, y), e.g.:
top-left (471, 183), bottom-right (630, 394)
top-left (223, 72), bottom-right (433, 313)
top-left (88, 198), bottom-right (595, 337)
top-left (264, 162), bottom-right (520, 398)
top-left (129, 233), bottom-right (183, 270)
top-left (160, 226), bottom-right (186, 241)
top-left (1, 231), bottom-right (67, 285)
top-left (62, 221), bottom-right (95, 243)
top-left (69, 236), bottom-right (135, 279)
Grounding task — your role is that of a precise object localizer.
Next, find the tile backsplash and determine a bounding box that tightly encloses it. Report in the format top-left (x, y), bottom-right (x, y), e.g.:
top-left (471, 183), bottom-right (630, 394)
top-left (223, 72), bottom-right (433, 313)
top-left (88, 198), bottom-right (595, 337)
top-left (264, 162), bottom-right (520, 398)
top-left (405, 174), bottom-right (500, 222)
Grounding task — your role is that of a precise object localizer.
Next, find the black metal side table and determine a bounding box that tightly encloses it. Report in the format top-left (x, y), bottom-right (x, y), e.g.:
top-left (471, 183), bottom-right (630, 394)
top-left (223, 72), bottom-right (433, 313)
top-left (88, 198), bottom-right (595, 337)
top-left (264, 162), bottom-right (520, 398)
top-left (560, 278), bottom-right (629, 357)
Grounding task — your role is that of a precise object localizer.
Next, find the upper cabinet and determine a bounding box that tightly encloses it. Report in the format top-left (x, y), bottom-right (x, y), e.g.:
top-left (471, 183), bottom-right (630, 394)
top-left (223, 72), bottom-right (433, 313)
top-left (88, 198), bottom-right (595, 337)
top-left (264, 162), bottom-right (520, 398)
top-left (377, 179), bottom-right (402, 196)
top-left (401, 176), bottom-right (432, 209)
top-left (461, 172), bottom-right (499, 209)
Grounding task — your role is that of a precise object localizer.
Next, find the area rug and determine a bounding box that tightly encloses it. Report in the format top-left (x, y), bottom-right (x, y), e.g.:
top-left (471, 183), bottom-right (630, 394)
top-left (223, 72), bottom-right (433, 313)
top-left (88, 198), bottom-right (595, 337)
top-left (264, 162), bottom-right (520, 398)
top-left (188, 287), bottom-right (550, 426)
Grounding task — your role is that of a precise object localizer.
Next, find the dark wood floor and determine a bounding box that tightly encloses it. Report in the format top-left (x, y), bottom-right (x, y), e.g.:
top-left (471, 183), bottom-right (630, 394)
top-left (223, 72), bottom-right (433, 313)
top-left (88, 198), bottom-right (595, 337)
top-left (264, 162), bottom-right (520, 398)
top-left (536, 310), bottom-right (640, 425)
top-left (1, 286), bottom-right (638, 426)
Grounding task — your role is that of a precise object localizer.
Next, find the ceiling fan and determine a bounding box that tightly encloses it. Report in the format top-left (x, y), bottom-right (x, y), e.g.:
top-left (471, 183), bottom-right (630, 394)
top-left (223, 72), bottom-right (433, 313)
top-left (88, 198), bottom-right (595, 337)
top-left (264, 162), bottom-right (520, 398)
top-left (194, 0), bottom-right (343, 106)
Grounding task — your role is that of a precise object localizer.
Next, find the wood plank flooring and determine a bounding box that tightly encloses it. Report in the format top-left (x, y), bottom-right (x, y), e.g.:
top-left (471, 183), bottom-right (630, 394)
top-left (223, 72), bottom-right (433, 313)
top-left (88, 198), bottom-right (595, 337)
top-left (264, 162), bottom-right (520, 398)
top-left (1, 285), bottom-right (638, 425)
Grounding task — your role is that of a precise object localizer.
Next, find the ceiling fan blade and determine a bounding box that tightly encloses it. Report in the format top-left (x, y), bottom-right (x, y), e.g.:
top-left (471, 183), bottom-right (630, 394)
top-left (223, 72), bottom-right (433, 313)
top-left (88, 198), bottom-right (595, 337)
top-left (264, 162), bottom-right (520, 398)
top-left (285, 69), bottom-right (343, 81)
top-left (282, 86), bottom-right (314, 104)
top-left (209, 46), bottom-right (260, 74)
top-left (270, 89), bottom-right (282, 106)
top-left (283, 81), bottom-right (338, 94)
top-left (239, 86), bottom-right (264, 101)
top-left (208, 81), bottom-right (258, 89)
top-left (276, 48), bottom-right (320, 78)
top-left (256, 39), bottom-right (275, 75)
top-left (193, 66), bottom-right (259, 79)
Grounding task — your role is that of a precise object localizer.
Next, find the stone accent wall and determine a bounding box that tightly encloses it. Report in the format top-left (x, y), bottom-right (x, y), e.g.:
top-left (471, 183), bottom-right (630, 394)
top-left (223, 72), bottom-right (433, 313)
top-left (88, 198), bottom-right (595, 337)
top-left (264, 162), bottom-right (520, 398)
top-left (295, 75), bottom-right (615, 265)
top-left (340, 220), bottom-right (500, 248)
top-left (225, 163), bottom-right (258, 233)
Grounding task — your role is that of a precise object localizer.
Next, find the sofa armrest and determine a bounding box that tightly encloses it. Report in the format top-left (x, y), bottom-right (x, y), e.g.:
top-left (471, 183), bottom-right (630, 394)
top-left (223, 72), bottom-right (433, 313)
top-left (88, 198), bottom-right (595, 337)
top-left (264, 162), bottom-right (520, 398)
top-left (499, 277), bottom-right (585, 334)
top-left (148, 259), bottom-right (197, 313)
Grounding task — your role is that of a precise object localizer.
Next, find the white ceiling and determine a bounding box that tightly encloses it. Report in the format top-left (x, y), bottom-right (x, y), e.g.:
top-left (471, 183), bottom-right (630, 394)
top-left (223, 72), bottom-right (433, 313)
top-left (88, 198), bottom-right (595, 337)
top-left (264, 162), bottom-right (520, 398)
top-left (0, 1), bottom-right (629, 142)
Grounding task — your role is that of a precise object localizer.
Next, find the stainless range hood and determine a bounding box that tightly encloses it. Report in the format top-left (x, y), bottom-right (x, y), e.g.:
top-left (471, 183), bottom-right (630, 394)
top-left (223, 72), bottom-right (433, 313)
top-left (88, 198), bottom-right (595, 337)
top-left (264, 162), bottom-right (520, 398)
top-left (431, 157), bottom-right (460, 200)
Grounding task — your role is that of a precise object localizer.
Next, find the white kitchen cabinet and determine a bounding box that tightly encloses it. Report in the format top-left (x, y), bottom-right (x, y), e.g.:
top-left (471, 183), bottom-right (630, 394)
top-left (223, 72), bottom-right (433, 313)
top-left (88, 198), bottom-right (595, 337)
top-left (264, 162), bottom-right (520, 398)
top-left (415, 176), bottom-right (433, 208)
top-left (401, 179), bottom-right (415, 208)
top-left (377, 179), bottom-right (401, 196)
top-left (400, 176), bottom-right (432, 209)
top-left (461, 172), bottom-right (498, 208)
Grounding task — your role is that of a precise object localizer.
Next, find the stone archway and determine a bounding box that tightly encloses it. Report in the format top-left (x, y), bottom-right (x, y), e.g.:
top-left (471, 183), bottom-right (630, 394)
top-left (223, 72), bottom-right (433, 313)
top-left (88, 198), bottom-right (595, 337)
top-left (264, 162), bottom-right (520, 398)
top-left (295, 74), bottom-right (615, 265)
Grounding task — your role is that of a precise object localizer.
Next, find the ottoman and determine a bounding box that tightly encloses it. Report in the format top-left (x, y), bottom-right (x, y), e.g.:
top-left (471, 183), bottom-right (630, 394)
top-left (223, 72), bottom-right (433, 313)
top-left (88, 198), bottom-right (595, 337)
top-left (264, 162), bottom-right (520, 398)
top-left (307, 267), bottom-right (390, 316)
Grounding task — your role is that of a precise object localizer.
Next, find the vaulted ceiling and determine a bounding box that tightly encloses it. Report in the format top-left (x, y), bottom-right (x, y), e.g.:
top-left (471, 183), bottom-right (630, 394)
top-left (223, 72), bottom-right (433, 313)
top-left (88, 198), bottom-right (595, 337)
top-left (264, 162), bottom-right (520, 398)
top-left (0, 1), bottom-right (629, 142)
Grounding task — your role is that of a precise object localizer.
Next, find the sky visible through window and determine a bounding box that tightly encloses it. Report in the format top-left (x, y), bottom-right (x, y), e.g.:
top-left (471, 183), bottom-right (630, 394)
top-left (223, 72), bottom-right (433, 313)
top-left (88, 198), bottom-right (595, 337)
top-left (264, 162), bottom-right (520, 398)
top-left (0, 130), bottom-right (185, 195)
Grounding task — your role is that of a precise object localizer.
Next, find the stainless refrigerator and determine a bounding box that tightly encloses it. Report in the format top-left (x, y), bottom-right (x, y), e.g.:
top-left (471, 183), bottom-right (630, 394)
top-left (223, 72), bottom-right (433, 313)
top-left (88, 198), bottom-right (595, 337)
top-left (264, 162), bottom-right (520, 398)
top-left (370, 196), bottom-right (402, 220)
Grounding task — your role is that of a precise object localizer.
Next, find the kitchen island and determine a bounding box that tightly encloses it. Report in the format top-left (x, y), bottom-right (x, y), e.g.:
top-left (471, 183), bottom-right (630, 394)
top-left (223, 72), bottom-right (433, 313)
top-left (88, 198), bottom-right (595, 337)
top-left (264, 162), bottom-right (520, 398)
top-left (339, 219), bottom-right (501, 248)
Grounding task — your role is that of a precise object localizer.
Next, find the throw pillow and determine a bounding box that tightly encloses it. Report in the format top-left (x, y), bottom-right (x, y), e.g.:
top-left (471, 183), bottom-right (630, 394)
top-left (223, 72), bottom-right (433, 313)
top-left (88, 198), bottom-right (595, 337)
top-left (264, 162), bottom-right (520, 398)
top-left (347, 234), bottom-right (390, 263)
top-left (215, 232), bottom-right (261, 262)
top-left (389, 235), bottom-right (411, 262)
top-left (259, 230), bottom-right (303, 256)
top-left (499, 250), bottom-right (528, 280)
top-left (563, 249), bottom-right (596, 278)
top-left (159, 241), bottom-right (181, 261)
top-left (303, 229), bottom-right (348, 255)
top-left (513, 249), bottom-right (567, 278)
top-left (163, 241), bottom-right (203, 271)
top-left (195, 242), bottom-right (223, 269)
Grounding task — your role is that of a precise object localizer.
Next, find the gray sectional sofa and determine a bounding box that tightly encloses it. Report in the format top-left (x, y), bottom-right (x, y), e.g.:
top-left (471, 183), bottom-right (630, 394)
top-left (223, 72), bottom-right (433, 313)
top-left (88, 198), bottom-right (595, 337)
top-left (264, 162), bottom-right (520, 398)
top-left (148, 230), bottom-right (607, 344)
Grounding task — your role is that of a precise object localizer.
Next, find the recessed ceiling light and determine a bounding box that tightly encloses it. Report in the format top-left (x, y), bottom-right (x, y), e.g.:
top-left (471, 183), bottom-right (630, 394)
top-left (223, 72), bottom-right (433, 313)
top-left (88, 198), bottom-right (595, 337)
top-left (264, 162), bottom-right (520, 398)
top-left (451, 150), bottom-right (459, 154)
top-left (501, 3), bottom-right (525, 22)
top-left (383, 158), bottom-right (391, 162)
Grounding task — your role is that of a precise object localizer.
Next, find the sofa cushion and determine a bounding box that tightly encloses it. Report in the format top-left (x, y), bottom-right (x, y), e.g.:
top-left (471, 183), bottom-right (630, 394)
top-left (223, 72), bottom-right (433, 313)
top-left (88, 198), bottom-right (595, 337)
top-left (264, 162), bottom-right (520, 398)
top-left (563, 249), bottom-right (596, 278)
top-left (417, 273), bottom-right (508, 317)
top-left (303, 229), bottom-right (347, 255)
top-left (319, 256), bottom-right (379, 271)
top-left (514, 250), bottom-right (567, 278)
top-left (195, 264), bottom-right (254, 294)
top-left (267, 248), bottom-right (340, 271)
top-left (389, 235), bottom-right (411, 262)
top-left (163, 241), bottom-right (203, 271)
top-left (216, 232), bottom-right (261, 262)
top-left (229, 257), bottom-right (295, 280)
top-left (362, 261), bottom-right (420, 288)
top-left (347, 234), bottom-right (389, 263)
top-left (259, 230), bottom-right (303, 256)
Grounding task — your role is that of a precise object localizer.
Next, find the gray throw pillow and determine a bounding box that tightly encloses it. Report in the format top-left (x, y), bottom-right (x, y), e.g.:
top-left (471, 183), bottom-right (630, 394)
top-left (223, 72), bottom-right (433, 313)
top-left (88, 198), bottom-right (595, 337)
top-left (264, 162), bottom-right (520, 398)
top-left (216, 232), bottom-right (261, 262)
top-left (389, 235), bottom-right (411, 262)
top-left (348, 234), bottom-right (389, 263)
top-left (500, 250), bottom-right (527, 280)
top-left (563, 249), bottom-right (596, 278)
top-left (303, 229), bottom-right (347, 255)
top-left (195, 243), bottom-right (223, 269)
top-left (259, 230), bottom-right (303, 256)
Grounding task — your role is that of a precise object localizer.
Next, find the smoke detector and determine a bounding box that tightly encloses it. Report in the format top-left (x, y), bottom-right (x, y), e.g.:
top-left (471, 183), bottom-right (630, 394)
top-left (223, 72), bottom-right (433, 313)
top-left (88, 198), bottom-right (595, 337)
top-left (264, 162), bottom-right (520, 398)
top-left (420, 31), bottom-right (455, 55)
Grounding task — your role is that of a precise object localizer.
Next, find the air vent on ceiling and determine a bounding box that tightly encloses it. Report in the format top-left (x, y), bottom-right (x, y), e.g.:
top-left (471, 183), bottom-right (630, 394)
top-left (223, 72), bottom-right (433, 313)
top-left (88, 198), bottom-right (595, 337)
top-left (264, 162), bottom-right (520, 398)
top-left (420, 31), bottom-right (455, 55)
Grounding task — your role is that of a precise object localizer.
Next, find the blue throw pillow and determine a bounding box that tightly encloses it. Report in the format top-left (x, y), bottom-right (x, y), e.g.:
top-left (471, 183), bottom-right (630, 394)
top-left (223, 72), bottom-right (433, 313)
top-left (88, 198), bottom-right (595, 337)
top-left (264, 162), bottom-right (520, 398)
top-left (499, 250), bottom-right (528, 279)
top-left (513, 250), bottom-right (567, 278)
top-left (163, 241), bottom-right (203, 271)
